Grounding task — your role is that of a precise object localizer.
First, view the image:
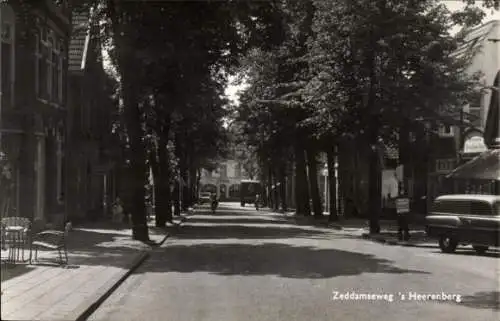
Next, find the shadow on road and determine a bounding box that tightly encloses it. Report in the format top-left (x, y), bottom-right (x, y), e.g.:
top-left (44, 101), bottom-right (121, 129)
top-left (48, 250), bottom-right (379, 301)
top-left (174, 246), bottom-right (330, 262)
top-left (142, 243), bottom-right (430, 279)
top-left (459, 291), bottom-right (500, 310)
top-left (175, 224), bottom-right (330, 240)
top-left (187, 217), bottom-right (289, 225)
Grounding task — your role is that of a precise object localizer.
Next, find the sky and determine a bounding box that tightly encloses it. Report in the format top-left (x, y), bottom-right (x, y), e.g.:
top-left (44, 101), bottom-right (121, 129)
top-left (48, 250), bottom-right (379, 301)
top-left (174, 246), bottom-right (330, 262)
top-left (223, 1), bottom-right (500, 105)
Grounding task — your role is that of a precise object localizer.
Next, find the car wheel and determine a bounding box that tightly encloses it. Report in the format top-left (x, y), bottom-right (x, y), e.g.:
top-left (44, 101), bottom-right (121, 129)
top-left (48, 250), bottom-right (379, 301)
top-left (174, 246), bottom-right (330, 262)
top-left (439, 235), bottom-right (458, 253)
top-left (472, 245), bottom-right (488, 254)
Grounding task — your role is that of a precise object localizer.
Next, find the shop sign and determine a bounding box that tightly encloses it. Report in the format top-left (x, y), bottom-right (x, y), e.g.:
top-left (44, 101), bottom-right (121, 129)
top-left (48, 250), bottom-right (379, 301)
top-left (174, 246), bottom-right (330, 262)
top-left (463, 136), bottom-right (487, 154)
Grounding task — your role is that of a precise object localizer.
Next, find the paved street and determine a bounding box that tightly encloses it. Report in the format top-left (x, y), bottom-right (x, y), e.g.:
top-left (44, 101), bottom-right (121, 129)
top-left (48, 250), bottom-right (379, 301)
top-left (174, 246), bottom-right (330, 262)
top-left (89, 202), bottom-right (500, 321)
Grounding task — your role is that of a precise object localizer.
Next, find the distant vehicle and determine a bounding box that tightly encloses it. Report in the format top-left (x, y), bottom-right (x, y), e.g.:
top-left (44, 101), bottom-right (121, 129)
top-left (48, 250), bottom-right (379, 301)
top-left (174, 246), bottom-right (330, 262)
top-left (240, 180), bottom-right (262, 207)
top-left (425, 194), bottom-right (500, 254)
top-left (199, 192), bottom-right (212, 204)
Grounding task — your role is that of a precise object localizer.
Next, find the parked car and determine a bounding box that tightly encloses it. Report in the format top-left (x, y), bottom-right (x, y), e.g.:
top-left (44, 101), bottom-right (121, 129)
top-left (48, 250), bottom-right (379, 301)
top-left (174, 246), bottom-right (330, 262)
top-left (425, 194), bottom-right (500, 254)
top-left (199, 192), bottom-right (212, 204)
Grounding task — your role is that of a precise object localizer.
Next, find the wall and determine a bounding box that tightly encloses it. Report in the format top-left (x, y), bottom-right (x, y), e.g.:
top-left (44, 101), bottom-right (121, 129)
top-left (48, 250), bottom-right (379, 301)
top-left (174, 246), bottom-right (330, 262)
top-left (199, 159), bottom-right (249, 200)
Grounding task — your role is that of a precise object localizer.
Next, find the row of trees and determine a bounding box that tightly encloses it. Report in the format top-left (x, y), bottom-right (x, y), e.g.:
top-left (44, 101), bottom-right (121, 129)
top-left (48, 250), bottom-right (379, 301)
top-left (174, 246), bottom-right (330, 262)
top-left (233, 0), bottom-right (499, 233)
top-left (69, 0), bottom-right (295, 241)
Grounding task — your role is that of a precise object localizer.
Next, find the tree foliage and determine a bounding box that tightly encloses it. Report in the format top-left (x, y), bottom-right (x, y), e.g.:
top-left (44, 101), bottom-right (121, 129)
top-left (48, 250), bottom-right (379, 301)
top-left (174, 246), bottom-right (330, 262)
top-left (234, 0), bottom-right (497, 228)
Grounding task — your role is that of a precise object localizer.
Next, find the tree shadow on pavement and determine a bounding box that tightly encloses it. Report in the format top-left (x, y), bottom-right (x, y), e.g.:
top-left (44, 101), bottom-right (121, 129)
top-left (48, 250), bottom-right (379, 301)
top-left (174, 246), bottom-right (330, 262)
top-left (1, 263), bottom-right (36, 282)
top-left (458, 291), bottom-right (500, 310)
top-left (23, 226), bottom-right (169, 268)
top-left (175, 224), bottom-right (329, 240)
top-left (140, 242), bottom-right (430, 279)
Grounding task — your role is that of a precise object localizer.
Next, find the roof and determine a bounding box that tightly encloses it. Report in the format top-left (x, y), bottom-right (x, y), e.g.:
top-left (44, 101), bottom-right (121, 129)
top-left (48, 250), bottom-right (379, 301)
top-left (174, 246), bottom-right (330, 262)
top-left (69, 10), bottom-right (91, 72)
top-left (452, 20), bottom-right (499, 60)
top-left (435, 194), bottom-right (500, 204)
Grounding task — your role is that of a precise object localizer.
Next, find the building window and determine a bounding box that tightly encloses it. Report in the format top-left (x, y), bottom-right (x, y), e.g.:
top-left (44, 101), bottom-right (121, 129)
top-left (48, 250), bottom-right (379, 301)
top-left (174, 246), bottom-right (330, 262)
top-left (58, 41), bottom-right (65, 103)
top-left (1, 18), bottom-right (15, 108)
top-left (56, 131), bottom-right (64, 203)
top-left (435, 159), bottom-right (456, 173)
top-left (35, 26), bottom-right (64, 104)
top-left (47, 31), bottom-right (55, 99)
top-left (438, 124), bottom-right (454, 137)
top-left (220, 164), bottom-right (228, 178)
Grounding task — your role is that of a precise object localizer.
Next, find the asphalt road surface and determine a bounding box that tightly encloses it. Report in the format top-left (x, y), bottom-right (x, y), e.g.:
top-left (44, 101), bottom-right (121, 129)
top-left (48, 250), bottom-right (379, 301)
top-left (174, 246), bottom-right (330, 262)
top-left (89, 202), bottom-right (500, 321)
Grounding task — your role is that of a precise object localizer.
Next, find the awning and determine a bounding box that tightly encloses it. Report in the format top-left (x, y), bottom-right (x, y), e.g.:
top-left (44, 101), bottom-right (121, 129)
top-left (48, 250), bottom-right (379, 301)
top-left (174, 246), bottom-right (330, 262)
top-left (446, 149), bottom-right (500, 180)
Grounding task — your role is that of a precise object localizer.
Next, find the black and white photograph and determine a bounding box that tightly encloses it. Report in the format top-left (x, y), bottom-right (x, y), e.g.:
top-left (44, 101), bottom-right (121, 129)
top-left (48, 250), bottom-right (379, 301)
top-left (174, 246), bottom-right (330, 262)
top-left (1, 0), bottom-right (499, 320)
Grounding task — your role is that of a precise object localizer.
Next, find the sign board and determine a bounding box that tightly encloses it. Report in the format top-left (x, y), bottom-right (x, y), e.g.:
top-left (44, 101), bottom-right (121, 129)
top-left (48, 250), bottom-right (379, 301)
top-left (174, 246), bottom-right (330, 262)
top-left (396, 198), bottom-right (410, 214)
top-left (463, 136), bottom-right (487, 154)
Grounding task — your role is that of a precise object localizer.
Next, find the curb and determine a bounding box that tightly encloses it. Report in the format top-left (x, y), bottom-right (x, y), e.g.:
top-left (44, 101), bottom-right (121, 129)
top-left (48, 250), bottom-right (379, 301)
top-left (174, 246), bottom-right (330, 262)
top-left (71, 230), bottom-right (171, 321)
top-left (70, 251), bottom-right (150, 321)
top-left (361, 233), bottom-right (430, 246)
top-left (156, 232), bottom-right (170, 246)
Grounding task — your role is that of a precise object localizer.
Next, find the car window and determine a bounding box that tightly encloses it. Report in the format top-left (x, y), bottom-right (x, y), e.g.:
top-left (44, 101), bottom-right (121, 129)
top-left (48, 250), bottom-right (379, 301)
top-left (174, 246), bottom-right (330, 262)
top-left (432, 200), bottom-right (471, 215)
top-left (433, 199), bottom-right (498, 216)
top-left (494, 202), bottom-right (500, 216)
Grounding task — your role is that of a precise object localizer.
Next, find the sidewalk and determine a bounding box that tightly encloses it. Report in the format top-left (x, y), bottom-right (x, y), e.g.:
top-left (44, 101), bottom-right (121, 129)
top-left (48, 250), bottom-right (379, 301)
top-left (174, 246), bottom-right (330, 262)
top-left (0, 218), bottom-right (182, 321)
top-left (277, 210), bottom-right (433, 247)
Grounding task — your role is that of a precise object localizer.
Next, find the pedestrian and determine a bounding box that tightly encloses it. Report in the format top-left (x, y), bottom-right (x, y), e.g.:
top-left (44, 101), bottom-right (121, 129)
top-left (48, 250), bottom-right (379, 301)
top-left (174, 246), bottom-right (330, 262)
top-left (112, 197), bottom-right (124, 223)
top-left (396, 191), bottom-right (410, 242)
top-left (255, 193), bottom-right (261, 210)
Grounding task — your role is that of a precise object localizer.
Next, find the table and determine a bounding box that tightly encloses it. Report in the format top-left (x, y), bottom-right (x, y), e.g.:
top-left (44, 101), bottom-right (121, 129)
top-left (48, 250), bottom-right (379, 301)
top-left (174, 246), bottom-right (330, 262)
top-left (4, 226), bottom-right (27, 263)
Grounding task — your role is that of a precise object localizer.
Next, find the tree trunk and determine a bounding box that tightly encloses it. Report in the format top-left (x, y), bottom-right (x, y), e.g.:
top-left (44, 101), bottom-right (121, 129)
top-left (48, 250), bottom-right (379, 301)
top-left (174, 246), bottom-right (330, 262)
top-left (173, 180), bottom-right (181, 216)
top-left (327, 145), bottom-right (338, 221)
top-left (294, 142), bottom-right (311, 216)
top-left (196, 168), bottom-right (201, 200)
top-left (181, 168), bottom-right (189, 210)
top-left (158, 134), bottom-right (173, 223)
top-left (149, 147), bottom-right (165, 226)
top-left (367, 26), bottom-right (381, 234)
top-left (279, 163), bottom-right (287, 212)
top-left (272, 167), bottom-right (279, 212)
top-left (123, 86), bottom-right (149, 241)
top-left (267, 164), bottom-right (274, 209)
top-left (368, 127), bottom-right (382, 234)
top-left (306, 146), bottom-right (323, 217)
top-left (399, 123), bottom-right (410, 196)
top-left (189, 167), bottom-right (197, 205)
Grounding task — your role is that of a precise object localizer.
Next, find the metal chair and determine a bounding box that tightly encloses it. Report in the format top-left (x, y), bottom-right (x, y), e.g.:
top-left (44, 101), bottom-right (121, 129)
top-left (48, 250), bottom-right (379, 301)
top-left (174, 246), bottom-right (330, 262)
top-left (30, 222), bottom-right (72, 265)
